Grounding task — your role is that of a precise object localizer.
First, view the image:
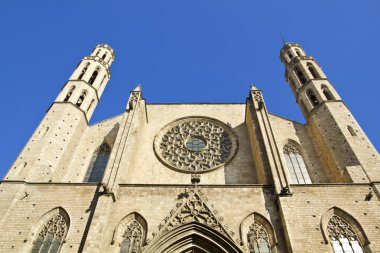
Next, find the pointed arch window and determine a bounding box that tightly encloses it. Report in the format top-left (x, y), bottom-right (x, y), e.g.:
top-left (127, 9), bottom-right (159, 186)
top-left (120, 220), bottom-right (144, 253)
top-left (322, 86), bottom-right (334, 100)
top-left (283, 143), bottom-right (311, 184)
top-left (64, 86), bottom-right (75, 102)
top-left (328, 215), bottom-right (364, 253)
top-left (84, 143), bottom-right (110, 182)
top-left (287, 52), bottom-right (293, 60)
top-left (78, 62), bottom-right (90, 79)
top-left (295, 67), bottom-right (306, 84)
top-left (31, 213), bottom-right (69, 253)
top-left (247, 220), bottom-right (271, 253)
top-left (102, 52), bottom-right (107, 60)
top-left (307, 89), bottom-right (319, 106)
top-left (88, 67), bottom-right (99, 85)
top-left (76, 91), bottom-right (87, 107)
top-left (307, 63), bottom-right (320, 79)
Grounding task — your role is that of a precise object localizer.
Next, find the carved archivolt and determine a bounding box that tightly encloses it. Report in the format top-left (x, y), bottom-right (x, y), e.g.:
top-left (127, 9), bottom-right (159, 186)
top-left (154, 117), bottom-right (238, 173)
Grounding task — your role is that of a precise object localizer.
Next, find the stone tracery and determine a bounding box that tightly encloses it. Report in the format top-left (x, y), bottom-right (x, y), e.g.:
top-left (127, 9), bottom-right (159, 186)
top-left (120, 220), bottom-right (144, 253)
top-left (31, 214), bottom-right (68, 253)
top-left (154, 117), bottom-right (238, 173)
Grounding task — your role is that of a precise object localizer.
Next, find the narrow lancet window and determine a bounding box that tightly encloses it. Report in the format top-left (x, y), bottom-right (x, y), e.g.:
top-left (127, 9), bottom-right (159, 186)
top-left (102, 52), bottom-right (107, 60)
top-left (120, 220), bottom-right (144, 253)
top-left (64, 86), bottom-right (75, 102)
top-left (307, 89), bottom-right (319, 106)
top-left (283, 143), bottom-right (311, 184)
top-left (287, 52), bottom-right (293, 60)
top-left (31, 213), bottom-right (68, 253)
top-left (84, 143), bottom-right (111, 182)
top-left (78, 63), bottom-right (90, 79)
top-left (247, 220), bottom-right (271, 253)
top-left (308, 63), bottom-right (320, 79)
top-left (88, 67), bottom-right (99, 85)
top-left (295, 68), bottom-right (306, 84)
top-left (76, 91), bottom-right (87, 107)
top-left (328, 215), bottom-right (364, 253)
top-left (322, 86), bottom-right (334, 100)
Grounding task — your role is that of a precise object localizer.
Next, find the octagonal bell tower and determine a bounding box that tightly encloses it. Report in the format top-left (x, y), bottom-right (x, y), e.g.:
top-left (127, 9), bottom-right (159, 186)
top-left (5, 44), bottom-right (115, 182)
top-left (280, 43), bottom-right (380, 183)
top-left (56, 44), bottom-right (114, 119)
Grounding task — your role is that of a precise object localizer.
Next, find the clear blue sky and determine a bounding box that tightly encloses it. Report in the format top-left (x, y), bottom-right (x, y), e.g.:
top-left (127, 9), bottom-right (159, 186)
top-left (0, 1), bottom-right (379, 179)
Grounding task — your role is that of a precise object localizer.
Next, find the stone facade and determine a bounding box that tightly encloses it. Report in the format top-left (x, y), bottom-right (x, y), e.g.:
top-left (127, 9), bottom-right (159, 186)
top-left (0, 43), bottom-right (379, 253)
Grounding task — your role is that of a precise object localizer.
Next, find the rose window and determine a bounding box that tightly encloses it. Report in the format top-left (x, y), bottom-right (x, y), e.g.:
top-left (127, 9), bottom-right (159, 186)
top-left (154, 117), bottom-right (238, 173)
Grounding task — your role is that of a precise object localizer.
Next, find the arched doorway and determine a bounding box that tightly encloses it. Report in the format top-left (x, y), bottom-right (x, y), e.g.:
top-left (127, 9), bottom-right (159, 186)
top-left (143, 222), bottom-right (242, 253)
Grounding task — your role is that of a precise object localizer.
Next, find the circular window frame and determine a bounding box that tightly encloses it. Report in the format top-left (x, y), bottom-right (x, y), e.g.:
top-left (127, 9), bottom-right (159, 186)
top-left (184, 136), bottom-right (208, 152)
top-left (153, 116), bottom-right (239, 174)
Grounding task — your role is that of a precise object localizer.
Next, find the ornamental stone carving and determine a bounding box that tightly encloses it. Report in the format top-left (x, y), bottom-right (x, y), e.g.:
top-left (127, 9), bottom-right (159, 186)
top-left (150, 187), bottom-right (236, 242)
top-left (38, 214), bottom-right (67, 239)
top-left (154, 117), bottom-right (238, 173)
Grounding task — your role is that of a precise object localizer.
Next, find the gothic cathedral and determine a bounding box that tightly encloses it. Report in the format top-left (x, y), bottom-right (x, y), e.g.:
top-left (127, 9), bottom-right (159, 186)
top-left (0, 43), bottom-right (379, 253)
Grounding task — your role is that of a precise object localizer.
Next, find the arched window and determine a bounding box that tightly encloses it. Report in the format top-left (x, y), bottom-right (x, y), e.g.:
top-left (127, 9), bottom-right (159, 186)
top-left (295, 68), bottom-right (306, 84)
top-left (78, 62), bottom-right (90, 79)
top-left (84, 143), bottom-right (111, 182)
top-left (102, 52), bottom-right (107, 60)
top-left (120, 220), bottom-right (144, 253)
top-left (307, 89), bottom-right (319, 106)
top-left (307, 63), bottom-right (320, 79)
top-left (240, 213), bottom-right (277, 253)
top-left (31, 213), bottom-right (69, 253)
top-left (88, 67), bottom-right (99, 85)
top-left (322, 86), bottom-right (334, 100)
top-left (295, 49), bottom-right (301, 56)
top-left (287, 52), bottom-right (293, 60)
top-left (64, 86), bottom-right (75, 102)
top-left (247, 220), bottom-right (271, 253)
top-left (95, 49), bottom-right (100, 56)
top-left (328, 215), bottom-right (364, 253)
top-left (283, 143), bottom-right (311, 184)
top-left (76, 91), bottom-right (87, 107)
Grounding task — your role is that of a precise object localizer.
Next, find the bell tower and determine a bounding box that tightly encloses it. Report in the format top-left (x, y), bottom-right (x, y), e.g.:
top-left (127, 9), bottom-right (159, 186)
top-left (280, 43), bottom-right (380, 183)
top-left (56, 44), bottom-right (114, 119)
top-left (5, 44), bottom-right (115, 182)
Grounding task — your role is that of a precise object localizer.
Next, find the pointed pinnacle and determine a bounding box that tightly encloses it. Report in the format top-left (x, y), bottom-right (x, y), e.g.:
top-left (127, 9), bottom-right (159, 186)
top-left (133, 84), bottom-right (142, 92)
top-left (250, 83), bottom-right (258, 91)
